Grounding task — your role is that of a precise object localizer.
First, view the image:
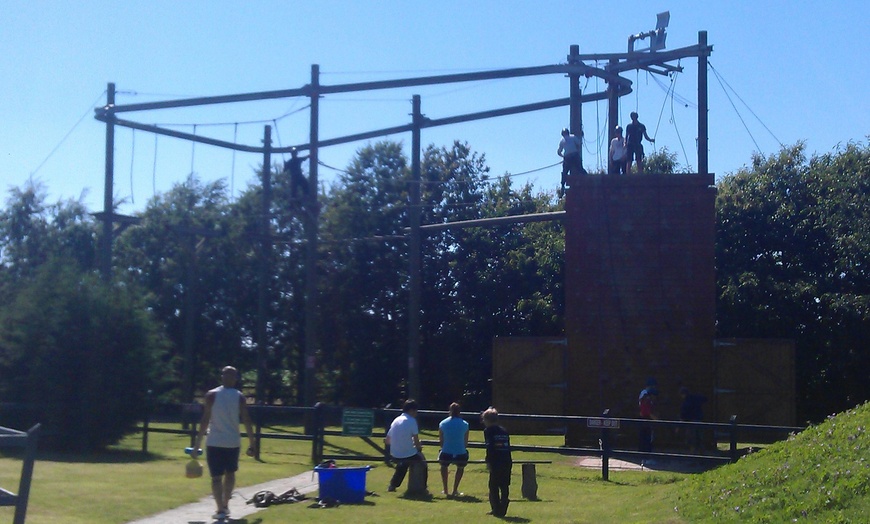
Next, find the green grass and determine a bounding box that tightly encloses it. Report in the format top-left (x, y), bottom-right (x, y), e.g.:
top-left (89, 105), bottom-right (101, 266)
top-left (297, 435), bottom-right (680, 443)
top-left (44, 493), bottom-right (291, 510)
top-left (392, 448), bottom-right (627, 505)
top-left (7, 410), bottom-right (867, 524)
top-left (1, 424), bottom-right (687, 523)
top-left (674, 401), bottom-right (870, 523)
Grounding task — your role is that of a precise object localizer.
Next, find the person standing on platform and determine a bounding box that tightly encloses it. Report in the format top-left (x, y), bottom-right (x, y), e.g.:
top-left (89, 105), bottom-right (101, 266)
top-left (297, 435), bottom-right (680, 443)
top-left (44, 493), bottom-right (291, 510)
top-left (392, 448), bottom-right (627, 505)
top-left (438, 402), bottom-right (469, 497)
top-left (609, 125), bottom-right (628, 174)
top-left (625, 112), bottom-right (655, 173)
top-left (193, 366), bottom-right (257, 522)
top-left (482, 407), bottom-right (512, 517)
top-left (386, 399), bottom-right (424, 492)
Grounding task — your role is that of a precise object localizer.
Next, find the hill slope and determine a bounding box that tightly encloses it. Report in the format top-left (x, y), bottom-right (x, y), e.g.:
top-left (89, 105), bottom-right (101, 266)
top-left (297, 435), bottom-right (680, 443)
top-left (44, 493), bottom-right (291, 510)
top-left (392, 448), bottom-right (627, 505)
top-left (675, 402), bottom-right (870, 522)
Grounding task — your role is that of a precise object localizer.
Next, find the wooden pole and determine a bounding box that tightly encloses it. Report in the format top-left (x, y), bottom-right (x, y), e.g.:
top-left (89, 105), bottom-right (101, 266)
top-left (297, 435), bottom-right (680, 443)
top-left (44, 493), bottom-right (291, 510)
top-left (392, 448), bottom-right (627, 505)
top-left (607, 59), bottom-right (620, 174)
top-left (303, 65), bottom-right (321, 407)
top-left (408, 95), bottom-right (423, 401)
top-left (698, 31), bottom-right (709, 176)
top-left (256, 125), bottom-right (272, 404)
top-left (100, 83), bottom-right (115, 280)
top-left (568, 45), bottom-right (583, 171)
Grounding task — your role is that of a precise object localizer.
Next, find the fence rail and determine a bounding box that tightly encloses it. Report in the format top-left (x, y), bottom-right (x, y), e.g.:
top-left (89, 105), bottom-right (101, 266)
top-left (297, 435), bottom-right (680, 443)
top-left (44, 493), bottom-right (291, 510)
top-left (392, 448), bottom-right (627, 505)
top-left (135, 403), bottom-right (803, 480)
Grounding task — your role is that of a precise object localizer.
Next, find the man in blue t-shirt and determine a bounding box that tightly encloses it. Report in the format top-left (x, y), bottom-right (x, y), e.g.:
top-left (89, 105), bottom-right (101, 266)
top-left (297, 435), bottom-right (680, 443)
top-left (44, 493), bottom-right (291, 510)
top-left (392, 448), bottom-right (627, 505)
top-left (438, 402), bottom-right (469, 497)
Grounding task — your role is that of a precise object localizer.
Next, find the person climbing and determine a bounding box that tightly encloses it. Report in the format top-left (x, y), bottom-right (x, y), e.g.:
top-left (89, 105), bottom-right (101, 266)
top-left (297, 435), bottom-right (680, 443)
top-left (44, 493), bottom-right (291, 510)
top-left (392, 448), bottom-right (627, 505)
top-left (625, 112), bottom-right (655, 173)
top-left (284, 147), bottom-right (310, 199)
top-left (557, 127), bottom-right (584, 196)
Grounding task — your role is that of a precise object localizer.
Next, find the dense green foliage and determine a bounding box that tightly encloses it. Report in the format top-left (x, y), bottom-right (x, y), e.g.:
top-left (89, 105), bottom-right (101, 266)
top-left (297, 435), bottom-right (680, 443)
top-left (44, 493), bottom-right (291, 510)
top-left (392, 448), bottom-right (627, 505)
top-left (1, 138), bottom-right (868, 430)
top-left (0, 261), bottom-right (166, 450)
top-left (716, 141), bottom-right (870, 421)
top-left (676, 401), bottom-right (870, 522)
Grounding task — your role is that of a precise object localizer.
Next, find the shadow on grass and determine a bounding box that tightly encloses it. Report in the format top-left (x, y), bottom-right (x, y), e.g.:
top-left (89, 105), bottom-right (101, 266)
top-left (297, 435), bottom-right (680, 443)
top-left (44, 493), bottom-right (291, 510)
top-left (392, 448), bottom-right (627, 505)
top-left (398, 491), bottom-right (436, 503)
top-left (16, 447), bottom-right (165, 464)
top-left (497, 516), bottom-right (531, 523)
top-left (187, 518), bottom-right (262, 524)
top-left (450, 493), bottom-right (483, 503)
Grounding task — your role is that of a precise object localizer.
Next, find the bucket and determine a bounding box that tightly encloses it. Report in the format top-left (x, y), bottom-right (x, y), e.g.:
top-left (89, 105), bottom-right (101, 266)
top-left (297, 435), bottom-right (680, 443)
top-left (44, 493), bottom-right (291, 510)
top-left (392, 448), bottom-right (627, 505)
top-left (314, 465), bottom-right (371, 503)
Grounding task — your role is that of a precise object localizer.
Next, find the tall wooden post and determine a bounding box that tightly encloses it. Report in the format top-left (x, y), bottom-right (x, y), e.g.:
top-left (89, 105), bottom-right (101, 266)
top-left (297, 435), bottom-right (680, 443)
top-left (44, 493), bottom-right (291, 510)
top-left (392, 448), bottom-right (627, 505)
top-left (256, 125), bottom-right (272, 404)
top-left (568, 45), bottom-right (583, 170)
top-left (698, 31), bottom-right (709, 176)
top-left (100, 82), bottom-right (116, 280)
top-left (303, 65), bottom-right (321, 407)
top-left (607, 58), bottom-right (620, 174)
top-left (408, 95), bottom-right (423, 401)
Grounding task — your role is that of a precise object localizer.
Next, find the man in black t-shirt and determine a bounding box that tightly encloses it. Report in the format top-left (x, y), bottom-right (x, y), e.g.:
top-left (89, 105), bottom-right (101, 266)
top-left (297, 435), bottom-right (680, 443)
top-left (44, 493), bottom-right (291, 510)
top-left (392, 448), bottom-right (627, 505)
top-left (625, 112), bottom-right (655, 173)
top-left (482, 407), bottom-right (512, 517)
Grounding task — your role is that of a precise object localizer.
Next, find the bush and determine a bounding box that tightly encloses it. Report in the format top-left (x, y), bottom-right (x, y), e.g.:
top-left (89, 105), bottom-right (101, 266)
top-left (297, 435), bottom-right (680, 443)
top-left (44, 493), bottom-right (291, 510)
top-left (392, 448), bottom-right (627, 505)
top-left (0, 260), bottom-right (168, 451)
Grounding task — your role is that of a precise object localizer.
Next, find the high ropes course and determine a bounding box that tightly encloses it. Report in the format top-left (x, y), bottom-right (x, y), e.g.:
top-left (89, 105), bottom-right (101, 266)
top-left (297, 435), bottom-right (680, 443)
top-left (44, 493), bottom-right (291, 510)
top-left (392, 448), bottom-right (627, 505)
top-left (92, 13), bottom-right (713, 404)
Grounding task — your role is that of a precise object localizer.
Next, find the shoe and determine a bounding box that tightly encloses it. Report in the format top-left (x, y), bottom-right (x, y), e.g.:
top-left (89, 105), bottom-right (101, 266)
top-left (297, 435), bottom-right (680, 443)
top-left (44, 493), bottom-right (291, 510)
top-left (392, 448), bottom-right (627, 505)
top-left (452, 491), bottom-right (464, 497)
top-left (387, 484), bottom-right (396, 492)
top-left (212, 510), bottom-right (227, 520)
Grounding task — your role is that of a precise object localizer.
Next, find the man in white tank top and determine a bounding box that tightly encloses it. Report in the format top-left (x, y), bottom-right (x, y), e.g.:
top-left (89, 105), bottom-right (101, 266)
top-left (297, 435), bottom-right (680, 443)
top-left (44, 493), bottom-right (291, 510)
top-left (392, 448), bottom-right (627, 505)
top-left (193, 366), bottom-right (256, 521)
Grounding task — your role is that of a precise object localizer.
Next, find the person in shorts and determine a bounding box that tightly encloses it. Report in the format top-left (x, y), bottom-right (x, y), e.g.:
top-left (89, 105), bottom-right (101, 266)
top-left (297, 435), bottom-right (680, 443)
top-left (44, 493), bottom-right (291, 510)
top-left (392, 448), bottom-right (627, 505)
top-left (438, 402), bottom-right (469, 497)
top-left (193, 366), bottom-right (257, 521)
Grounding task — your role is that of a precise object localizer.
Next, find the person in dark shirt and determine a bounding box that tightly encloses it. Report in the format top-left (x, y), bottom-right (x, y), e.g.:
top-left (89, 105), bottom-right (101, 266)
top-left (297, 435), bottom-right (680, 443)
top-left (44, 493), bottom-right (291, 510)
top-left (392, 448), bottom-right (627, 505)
top-left (625, 112), bottom-right (655, 173)
top-left (283, 147), bottom-right (310, 199)
top-left (482, 407), bottom-right (512, 517)
top-left (679, 386), bottom-right (708, 453)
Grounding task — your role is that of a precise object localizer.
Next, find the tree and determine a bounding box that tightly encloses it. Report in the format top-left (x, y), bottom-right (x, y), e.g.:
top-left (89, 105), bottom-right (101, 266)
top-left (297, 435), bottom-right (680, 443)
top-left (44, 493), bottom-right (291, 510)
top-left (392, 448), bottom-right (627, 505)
top-left (716, 141), bottom-right (870, 421)
top-left (114, 175), bottom-right (258, 401)
top-left (0, 181), bottom-right (97, 291)
top-left (318, 141), bottom-right (411, 406)
top-left (0, 260), bottom-right (167, 451)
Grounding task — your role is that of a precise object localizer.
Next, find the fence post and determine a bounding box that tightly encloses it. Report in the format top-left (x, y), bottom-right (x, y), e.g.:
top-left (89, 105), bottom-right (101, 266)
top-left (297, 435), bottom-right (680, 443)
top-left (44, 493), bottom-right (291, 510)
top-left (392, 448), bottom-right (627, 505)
top-left (253, 405), bottom-right (263, 461)
top-left (729, 415), bottom-right (739, 463)
top-left (600, 409), bottom-right (611, 482)
top-left (142, 409), bottom-right (149, 454)
top-left (311, 402), bottom-right (324, 464)
top-left (141, 389), bottom-right (152, 454)
top-left (13, 424), bottom-right (40, 524)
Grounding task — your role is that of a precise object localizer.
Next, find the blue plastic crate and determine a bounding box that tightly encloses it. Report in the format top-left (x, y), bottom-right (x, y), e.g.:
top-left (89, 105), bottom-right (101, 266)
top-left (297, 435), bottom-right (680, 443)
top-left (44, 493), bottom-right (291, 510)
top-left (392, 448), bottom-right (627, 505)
top-left (314, 465), bottom-right (371, 503)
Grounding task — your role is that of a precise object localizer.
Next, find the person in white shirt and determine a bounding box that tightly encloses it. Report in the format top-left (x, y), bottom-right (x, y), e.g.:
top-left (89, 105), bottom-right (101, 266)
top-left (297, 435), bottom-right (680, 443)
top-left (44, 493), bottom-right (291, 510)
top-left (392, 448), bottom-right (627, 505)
top-left (609, 126), bottom-right (628, 175)
top-left (385, 399), bottom-right (423, 492)
top-left (557, 128), bottom-right (585, 196)
top-left (193, 366), bottom-right (257, 522)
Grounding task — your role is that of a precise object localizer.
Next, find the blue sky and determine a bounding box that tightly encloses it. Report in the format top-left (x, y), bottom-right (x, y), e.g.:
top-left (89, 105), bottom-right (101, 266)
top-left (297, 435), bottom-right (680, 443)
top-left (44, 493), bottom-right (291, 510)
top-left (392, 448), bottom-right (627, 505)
top-left (2, 1), bottom-right (868, 215)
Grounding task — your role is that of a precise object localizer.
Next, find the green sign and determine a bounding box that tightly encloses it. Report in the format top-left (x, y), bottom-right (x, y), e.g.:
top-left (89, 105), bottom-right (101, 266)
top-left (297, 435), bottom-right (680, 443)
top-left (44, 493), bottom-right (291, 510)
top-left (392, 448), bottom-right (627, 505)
top-left (342, 408), bottom-right (374, 436)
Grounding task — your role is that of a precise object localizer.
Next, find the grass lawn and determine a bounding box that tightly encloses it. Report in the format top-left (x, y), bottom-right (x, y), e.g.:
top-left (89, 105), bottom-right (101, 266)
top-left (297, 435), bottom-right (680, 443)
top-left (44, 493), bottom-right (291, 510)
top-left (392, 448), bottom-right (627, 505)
top-left (1, 424), bottom-right (691, 523)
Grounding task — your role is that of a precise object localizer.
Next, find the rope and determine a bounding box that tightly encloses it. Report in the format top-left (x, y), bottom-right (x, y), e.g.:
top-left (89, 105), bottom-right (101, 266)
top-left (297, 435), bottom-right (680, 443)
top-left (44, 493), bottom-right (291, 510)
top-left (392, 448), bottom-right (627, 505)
top-left (246, 488), bottom-right (308, 508)
top-left (152, 104), bottom-right (310, 128)
top-left (669, 71), bottom-right (691, 170)
top-left (152, 134), bottom-right (158, 196)
top-left (231, 124), bottom-right (238, 200)
top-left (29, 90), bottom-right (107, 179)
top-left (709, 62), bottom-right (783, 148)
top-left (129, 130), bottom-right (136, 204)
top-left (189, 124), bottom-right (197, 176)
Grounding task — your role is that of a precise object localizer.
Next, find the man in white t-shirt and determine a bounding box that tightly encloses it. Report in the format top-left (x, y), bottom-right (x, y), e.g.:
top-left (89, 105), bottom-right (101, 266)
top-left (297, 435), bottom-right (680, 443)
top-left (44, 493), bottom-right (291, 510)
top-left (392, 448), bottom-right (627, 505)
top-left (557, 127), bottom-right (585, 196)
top-left (385, 399), bottom-right (423, 492)
top-left (609, 126), bottom-right (628, 175)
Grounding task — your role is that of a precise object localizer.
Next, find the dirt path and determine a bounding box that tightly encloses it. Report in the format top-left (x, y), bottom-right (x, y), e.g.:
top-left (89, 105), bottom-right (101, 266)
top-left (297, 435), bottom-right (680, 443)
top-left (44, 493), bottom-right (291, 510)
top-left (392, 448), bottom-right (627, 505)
top-left (126, 470), bottom-right (317, 524)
